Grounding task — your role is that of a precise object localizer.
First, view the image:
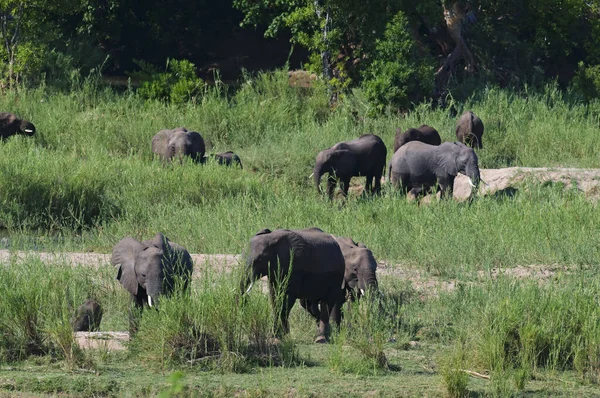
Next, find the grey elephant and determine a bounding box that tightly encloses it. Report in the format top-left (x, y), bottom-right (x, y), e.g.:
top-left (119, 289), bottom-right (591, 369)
top-left (241, 227), bottom-right (345, 343)
top-left (456, 111), bottom-right (484, 149)
top-left (314, 134), bottom-right (387, 199)
top-left (300, 235), bottom-right (378, 321)
top-left (393, 125), bottom-right (441, 153)
top-left (203, 151), bottom-right (243, 168)
top-left (0, 112), bottom-right (35, 140)
top-left (72, 299), bottom-right (103, 332)
top-left (389, 141), bottom-right (480, 199)
top-left (111, 233), bottom-right (193, 332)
top-left (151, 127), bottom-right (205, 163)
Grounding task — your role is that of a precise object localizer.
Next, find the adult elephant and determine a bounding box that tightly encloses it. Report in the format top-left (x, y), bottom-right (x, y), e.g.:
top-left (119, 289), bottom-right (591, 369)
top-left (300, 235), bottom-right (379, 321)
top-left (314, 134), bottom-right (387, 200)
top-left (393, 125), bottom-right (441, 153)
top-left (111, 233), bottom-right (193, 332)
top-left (389, 141), bottom-right (480, 199)
top-left (0, 112), bottom-right (35, 140)
top-left (456, 111), bottom-right (484, 149)
top-left (151, 127), bottom-right (205, 163)
top-left (241, 227), bottom-right (345, 343)
top-left (204, 151), bottom-right (243, 168)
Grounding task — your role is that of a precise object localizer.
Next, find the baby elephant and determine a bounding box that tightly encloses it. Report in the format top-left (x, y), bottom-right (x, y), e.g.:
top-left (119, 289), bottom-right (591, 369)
top-left (204, 151), bottom-right (243, 168)
top-left (0, 112), bottom-right (36, 140)
top-left (72, 299), bottom-right (103, 332)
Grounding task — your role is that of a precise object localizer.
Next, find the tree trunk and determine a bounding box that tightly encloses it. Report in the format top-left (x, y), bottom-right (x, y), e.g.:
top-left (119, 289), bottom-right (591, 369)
top-left (314, 1), bottom-right (336, 105)
top-left (433, 2), bottom-right (475, 105)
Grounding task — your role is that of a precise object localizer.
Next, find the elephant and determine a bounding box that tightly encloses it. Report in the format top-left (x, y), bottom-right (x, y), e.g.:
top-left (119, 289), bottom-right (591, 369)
top-left (393, 125), bottom-right (441, 153)
top-left (241, 227), bottom-right (345, 343)
top-left (300, 235), bottom-right (379, 322)
top-left (151, 127), bottom-right (205, 163)
top-left (389, 141), bottom-right (480, 199)
top-left (314, 134), bottom-right (387, 200)
top-left (203, 151), bottom-right (243, 168)
top-left (456, 111), bottom-right (484, 149)
top-left (0, 112), bottom-right (35, 140)
top-left (71, 299), bottom-right (103, 332)
top-left (111, 233), bottom-right (193, 332)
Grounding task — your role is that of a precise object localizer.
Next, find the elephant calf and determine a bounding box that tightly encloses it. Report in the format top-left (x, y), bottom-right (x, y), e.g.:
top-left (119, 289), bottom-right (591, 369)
top-left (314, 134), bottom-right (387, 200)
top-left (456, 111), bottom-right (484, 149)
top-left (0, 112), bottom-right (35, 140)
top-left (151, 127), bottom-right (205, 163)
top-left (203, 151), bottom-right (243, 168)
top-left (72, 299), bottom-right (103, 332)
top-left (393, 125), bottom-right (441, 153)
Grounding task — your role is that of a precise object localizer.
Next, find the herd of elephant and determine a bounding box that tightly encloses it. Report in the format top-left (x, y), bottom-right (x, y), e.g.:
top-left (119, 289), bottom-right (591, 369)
top-left (0, 110), bottom-right (484, 341)
top-left (315, 110), bottom-right (484, 200)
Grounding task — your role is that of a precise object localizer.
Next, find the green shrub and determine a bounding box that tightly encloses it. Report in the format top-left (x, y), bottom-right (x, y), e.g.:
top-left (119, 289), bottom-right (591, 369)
top-left (360, 11), bottom-right (435, 114)
top-left (132, 59), bottom-right (205, 104)
top-left (572, 62), bottom-right (600, 101)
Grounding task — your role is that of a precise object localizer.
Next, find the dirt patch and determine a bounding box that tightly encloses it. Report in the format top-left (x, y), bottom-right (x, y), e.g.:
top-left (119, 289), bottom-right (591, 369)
top-left (348, 167), bottom-right (600, 200)
top-left (455, 167), bottom-right (600, 200)
top-left (75, 331), bottom-right (129, 351)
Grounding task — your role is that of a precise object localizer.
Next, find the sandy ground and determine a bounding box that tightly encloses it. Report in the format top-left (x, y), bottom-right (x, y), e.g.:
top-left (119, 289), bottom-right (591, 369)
top-left (4, 166), bottom-right (598, 351)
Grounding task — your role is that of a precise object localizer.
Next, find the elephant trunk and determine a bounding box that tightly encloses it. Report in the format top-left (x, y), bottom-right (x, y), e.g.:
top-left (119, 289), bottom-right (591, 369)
top-left (465, 160), bottom-right (481, 191)
top-left (358, 269), bottom-right (379, 297)
top-left (314, 164), bottom-right (324, 193)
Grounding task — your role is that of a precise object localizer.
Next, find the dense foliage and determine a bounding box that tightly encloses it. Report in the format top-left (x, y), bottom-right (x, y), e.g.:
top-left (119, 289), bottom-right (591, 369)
top-left (0, 1), bottom-right (600, 109)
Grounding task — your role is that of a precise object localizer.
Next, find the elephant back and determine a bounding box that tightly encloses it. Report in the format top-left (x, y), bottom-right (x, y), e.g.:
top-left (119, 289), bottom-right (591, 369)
top-left (294, 229), bottom-right (345, 275)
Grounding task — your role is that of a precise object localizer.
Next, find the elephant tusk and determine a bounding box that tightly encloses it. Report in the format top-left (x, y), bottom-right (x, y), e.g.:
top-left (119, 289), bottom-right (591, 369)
top-left (468, 178), bottom-right (476, 188)
top-left (148, 296), bottom-right (153, 307)
top-left (244, 281), bottom-right (254, 295)
top-left (24, 129), bottom-right (33, 133)
top-left (360, 288), bottom-right (365, 296)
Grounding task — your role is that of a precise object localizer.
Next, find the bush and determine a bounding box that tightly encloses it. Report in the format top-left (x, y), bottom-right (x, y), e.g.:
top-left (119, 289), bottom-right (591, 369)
top-left (132, 59), bottom-right (205, 104)
top-left (360, 11), bottom-right (435, 114)
top-left (571, 62), bottom-right (600, 101)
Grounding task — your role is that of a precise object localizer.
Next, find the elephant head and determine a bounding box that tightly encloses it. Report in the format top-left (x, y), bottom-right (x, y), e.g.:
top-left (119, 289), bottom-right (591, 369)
top-left (241, 228), bottom-right (306, 295)
top-left (333, 236), bottom-right (378, 297)
top-left (313, 146), bottom-right (356, 193)
top-left (440, 142), bottom-right (481, 189)
top-left (151, 127), bottom-right (205, 163)
top-left (112, 233), bottom-right (193, 308)
top-left (0, 112), bottom-right (35, 139)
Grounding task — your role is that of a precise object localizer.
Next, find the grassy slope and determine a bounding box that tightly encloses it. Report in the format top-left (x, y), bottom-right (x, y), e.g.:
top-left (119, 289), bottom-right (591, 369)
top-left (1, 73), bottom-right (600, 396)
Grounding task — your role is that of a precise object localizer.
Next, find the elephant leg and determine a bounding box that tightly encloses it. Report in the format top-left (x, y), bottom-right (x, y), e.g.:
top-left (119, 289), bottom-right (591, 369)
top-left (364, 174), bottom-right (373, 195)
top-left (128, 296), bottom-right (144, 336)
top-left (373, 173), bottom-right (382, 195)
top-left (438, 176), bottom-right (455, 199)
top-left (315, 301), bottom-right (331, 343)
top-left (340, 176), bottom-right (352, 197)
top-left (327, 175), bottom-right (337, 199)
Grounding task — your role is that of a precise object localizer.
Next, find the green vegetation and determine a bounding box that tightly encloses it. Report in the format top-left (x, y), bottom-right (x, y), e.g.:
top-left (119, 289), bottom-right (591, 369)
top-left (1, 71), bottom-right (600, 395)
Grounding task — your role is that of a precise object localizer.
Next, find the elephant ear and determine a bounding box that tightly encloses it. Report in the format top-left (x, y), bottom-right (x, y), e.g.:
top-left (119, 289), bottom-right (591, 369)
top-left (112, 237), bottom-right (145, 295)
top-left (152, 129), bottom-right (173, 155)
top-left (143, 232), bottom-right (169, 250)
top-left (437, 143), bottom-right (462, 176)
top-left (255, 228), bottom-right (272, 236)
